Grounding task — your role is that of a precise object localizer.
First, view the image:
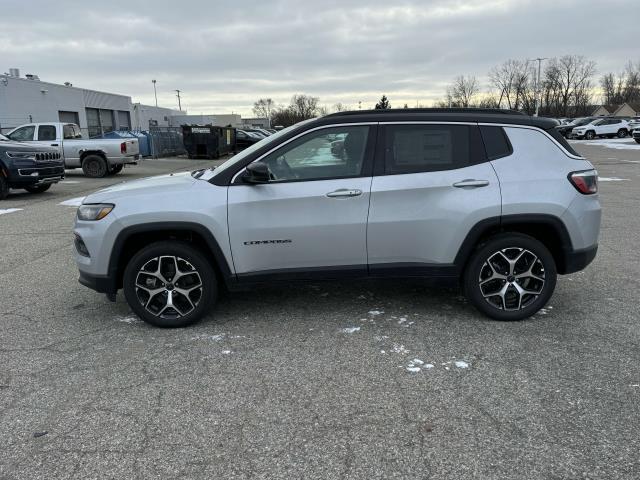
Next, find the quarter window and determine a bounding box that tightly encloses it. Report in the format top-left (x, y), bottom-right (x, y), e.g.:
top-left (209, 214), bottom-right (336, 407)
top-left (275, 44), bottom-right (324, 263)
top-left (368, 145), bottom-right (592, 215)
top-left (480, 126), bottom-right (513, 160)
top-left (38, 125), bottom-right (57, 141)
top-left (260, 126), bottom-right (369, 181)
top-left (383, 124), bottom-right (483, 174)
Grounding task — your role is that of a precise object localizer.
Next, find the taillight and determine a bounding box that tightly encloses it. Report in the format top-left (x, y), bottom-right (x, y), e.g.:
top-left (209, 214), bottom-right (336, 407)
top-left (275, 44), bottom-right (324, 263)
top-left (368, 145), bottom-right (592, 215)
top-left (568, 169), bottom-right (598, 194)
top-left (120, 142), bottom-right (126, 154)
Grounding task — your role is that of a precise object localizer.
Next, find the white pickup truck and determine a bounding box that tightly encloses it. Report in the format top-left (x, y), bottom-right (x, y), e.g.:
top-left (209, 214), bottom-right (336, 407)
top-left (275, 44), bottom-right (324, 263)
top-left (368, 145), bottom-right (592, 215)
top-left (5, 122), bottom-right (140, 177)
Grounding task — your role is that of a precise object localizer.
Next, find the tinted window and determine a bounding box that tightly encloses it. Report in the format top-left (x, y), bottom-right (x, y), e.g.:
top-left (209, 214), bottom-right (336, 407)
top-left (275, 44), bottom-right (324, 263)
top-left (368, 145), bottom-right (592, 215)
top-left (546, 128), bottom-right (580, 156)
top-left (261, 125), bottom-right (369, 181)
top-left (383, 124), bottom-right (483, 174)
top-left (480, 126), bottom-right (512, 160)
top-left (38, 125), bottom-right (57, 141)
top-left (63, 124), bottom-right (76, 139)
top-left (8, 126), bottom-right (35, 141)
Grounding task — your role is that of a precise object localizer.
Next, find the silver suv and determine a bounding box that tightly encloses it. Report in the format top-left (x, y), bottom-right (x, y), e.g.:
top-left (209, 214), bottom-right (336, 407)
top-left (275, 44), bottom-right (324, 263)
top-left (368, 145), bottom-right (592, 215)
top-left (73, 109), bottom-right (601, 327)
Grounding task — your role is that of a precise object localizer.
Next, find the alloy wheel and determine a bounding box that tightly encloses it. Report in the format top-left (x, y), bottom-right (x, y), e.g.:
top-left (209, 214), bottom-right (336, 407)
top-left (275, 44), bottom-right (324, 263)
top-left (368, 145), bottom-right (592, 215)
top-left (478, 247), bottom-right (546, 311)
top-left (134, 255), bottom-right (203, 319)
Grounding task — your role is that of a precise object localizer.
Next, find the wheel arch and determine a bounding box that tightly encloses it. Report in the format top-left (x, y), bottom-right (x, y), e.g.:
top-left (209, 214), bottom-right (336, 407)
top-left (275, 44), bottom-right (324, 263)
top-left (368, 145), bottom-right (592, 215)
top-left (454, 214), bottom-right (575, 275)
top-left (80, 150), bottom-right (108, 163)
top-left (108, 222), bottom-right (235, 291)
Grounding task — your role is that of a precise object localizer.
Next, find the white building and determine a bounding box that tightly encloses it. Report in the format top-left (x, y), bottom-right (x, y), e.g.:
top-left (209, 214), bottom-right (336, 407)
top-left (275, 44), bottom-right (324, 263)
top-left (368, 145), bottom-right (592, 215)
top-left (0, 68), bottom-right (132, 136)
top-left (168, 113), bottom-right (242, 127)
top-left (132, 103), bottom-right (184, 129)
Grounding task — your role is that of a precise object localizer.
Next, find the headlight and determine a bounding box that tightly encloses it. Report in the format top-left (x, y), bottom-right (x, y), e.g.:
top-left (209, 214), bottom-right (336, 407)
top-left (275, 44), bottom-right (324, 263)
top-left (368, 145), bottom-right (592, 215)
top-left (77, 204), bottom-right (114, 221)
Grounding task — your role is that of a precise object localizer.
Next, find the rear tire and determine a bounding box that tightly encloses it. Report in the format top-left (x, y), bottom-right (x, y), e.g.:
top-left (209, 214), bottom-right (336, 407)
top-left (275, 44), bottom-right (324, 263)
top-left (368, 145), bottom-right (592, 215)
top-left (123, 241), bottom-right (217, 328)
top-left (635, 139), bottom-right (640, 144)
top-left (82, 155), bottom-right (108, 178)
top-left (24, 184), bottom-right (52, 194)
top-left (617, 129), bottom-right (627, 138)
top-left (0, 175), bottom-right (9, 200)
top-left (464, 233), bottom-right (557, 321)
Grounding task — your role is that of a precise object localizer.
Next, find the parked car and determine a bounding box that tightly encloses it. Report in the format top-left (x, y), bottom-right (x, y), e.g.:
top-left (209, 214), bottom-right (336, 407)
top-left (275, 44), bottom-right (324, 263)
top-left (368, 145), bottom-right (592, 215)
top-left (626, 117), bottom-right (640, 134)
top-left (0, 133), bottom-right (64, 200)
top-left (235, 129), bottom-right (263, 150)
top-left (243, 128), bottom-right (269, 138)
top-left (633, 129), bottom-right (640, 144)
top-left (570, 118), bottom-right (629, 140)
top-left (5, 123), bottom-right (140, 178)
top-left (73, 108), bottom-right (600, 327)
top-left (555, 117), bottom-right (600, 137)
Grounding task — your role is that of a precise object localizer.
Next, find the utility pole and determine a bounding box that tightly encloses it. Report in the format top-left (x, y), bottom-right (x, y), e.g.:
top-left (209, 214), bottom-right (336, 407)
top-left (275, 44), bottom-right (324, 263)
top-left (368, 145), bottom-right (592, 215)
top-left (175, 89), bottom-right (182, 111)
top-left (532, 57), bottom-right (547, 117)
top-left (152, 80), bottom-right (157, 107)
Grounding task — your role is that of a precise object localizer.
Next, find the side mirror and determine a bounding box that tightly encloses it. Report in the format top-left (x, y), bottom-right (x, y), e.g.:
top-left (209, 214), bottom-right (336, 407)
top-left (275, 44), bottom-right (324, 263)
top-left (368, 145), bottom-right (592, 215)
top-left (243, 161), bottom-right (271, 184)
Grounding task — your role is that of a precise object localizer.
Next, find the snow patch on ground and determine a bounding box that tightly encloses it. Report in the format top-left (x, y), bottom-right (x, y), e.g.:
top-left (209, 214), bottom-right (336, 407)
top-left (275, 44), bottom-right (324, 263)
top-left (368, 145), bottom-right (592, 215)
top-left (454, 360), bottom-right (469, 369)
top-left (391, 344), bottom-right (409, 354)
top-left (406, 366), bottom-right (421, 373)
top-left (221, 350), bottom-right (232, 355)
top-left (570, 138), bottom-right (640, 150)
top-left (340, 327), bottom-right (360, 334)
top-left (368, 310), bottom-right (383, 316)
top-left (191, 333), bottom-right (225, 341)
top-left (114, 314), bottom-right (141, 324)
top-left (0, 208), bottom-right (23, 215)
top-left (59, 196), bottom-right (85, 206)
top-left (599, 177), bottom-right (630, 182)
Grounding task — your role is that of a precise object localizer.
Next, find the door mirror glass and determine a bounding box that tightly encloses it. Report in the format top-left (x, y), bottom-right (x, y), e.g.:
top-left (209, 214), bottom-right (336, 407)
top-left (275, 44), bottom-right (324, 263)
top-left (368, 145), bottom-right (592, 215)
top-left (243, 161), bottom-right (271, 184)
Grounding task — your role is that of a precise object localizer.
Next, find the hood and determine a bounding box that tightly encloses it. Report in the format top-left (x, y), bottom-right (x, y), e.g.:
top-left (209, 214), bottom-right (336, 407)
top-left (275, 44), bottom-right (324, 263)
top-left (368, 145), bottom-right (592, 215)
top-left (0, 140), bottom-right (59, 153)
top-left (83, 171), bottom-right (197, 203)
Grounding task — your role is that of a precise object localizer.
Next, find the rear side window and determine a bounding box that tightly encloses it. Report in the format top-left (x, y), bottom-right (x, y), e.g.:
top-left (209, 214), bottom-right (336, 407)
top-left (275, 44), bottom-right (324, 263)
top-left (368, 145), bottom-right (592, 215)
top-left (480, 126), bottom-right (512, 160)
top-left (383, 124), bottom-right (484, 174)
top-left (38, 125), bottom-right (57, 141)
top-left (546, 128), bottom-right (581, 157)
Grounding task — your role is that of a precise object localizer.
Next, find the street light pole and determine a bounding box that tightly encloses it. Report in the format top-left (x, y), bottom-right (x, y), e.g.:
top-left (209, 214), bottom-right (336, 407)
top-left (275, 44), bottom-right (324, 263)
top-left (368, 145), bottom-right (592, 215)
top-left (533, 57), bottom-right (547, 117)
top-left (175, 89), bottom-right (182, 111)
top-left (152, 80), bottom-right (157, 107)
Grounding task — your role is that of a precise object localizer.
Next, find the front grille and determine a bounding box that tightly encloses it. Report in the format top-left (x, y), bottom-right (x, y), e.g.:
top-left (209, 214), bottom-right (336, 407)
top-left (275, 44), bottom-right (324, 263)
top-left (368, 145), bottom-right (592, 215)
top-left (18, 166), bottom-right (65, 177)
top-left (35, 152), bottom-right (61, 161)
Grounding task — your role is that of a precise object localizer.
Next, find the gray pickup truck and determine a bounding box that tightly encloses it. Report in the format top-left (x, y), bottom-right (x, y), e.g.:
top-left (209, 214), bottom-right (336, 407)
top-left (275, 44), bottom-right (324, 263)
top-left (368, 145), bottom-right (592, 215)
top-left (0, 133), bottom-right (64, 199)
top-left (6, 122), bottom-right (139, 178)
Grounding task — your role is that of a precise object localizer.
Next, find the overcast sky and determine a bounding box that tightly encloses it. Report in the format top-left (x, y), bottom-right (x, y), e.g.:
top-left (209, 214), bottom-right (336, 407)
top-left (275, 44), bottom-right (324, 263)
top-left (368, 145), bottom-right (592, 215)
top-left (0, 0), bottom-right (635, 116)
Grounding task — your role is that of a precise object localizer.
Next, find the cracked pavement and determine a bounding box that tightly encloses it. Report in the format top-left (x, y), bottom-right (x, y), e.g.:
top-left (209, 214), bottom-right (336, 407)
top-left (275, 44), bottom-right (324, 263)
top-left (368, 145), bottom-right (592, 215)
top-left (0, 148), bottom-right (639, 479)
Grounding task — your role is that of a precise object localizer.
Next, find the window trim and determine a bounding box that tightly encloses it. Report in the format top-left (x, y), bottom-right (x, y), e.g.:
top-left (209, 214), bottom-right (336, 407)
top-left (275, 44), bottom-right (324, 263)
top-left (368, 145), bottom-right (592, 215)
top-left (230, 122), bottom-right (377, 185)
top-left (374, 122), bottom-right (487, 176)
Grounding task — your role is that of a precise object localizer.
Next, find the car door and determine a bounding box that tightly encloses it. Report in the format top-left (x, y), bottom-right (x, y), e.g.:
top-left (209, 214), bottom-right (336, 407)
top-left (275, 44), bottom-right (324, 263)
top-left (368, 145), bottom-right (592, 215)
top-left (33, 124), bottom-right (62, 153)
top-left (367, 123), bottom-right (501, 273)
top-left (227, 124), bottom-right (376, 278)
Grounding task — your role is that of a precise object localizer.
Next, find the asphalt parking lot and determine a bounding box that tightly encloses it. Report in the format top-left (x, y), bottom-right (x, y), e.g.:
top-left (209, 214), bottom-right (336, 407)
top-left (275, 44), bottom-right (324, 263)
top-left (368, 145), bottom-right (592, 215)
top-left (1, 144), bottom-right (639, 479)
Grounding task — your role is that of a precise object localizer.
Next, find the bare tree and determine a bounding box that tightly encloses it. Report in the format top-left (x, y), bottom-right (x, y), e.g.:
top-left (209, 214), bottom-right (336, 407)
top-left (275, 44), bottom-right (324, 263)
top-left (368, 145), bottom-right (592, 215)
top-left (271, 94), bottom-right (322, 127)
top-left (489, 60), bottom-right (531, 110)
top-left (450, 75), bottom-right (478, 107)
top-left (543, 55), bottom-right (596, 116)
top-left (333, 102), bottom-right (350, 112)
top-left (252, 98), bottom-right (275, 123)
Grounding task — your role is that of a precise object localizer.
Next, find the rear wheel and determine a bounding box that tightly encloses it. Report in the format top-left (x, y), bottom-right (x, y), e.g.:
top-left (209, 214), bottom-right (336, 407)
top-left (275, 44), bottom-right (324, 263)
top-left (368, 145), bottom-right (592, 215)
top-left (24, 184), bottom-right (52, 194)
top-left (0, 175), bottom-right (9, 200)
top-left (617, 129), bottom-right (628, 138)
top-left (464, 233), bottom-right (557, 321)
top-left (123, 241), bottom-right (217, 327)
top-left (82, 155), bottom-right (108, 178)
top-left (635, 139), bottom-right (640, 144)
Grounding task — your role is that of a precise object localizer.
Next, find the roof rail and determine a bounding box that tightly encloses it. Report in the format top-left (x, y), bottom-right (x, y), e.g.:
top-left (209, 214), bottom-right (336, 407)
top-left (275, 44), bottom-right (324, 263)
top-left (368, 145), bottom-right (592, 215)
top-left (326, 108), bottom-right (526, 117)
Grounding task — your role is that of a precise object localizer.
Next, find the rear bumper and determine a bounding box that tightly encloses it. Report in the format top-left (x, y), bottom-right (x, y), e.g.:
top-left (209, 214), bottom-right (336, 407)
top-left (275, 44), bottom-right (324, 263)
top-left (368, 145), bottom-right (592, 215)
top-left (561, 245), bottom-right (598, 274)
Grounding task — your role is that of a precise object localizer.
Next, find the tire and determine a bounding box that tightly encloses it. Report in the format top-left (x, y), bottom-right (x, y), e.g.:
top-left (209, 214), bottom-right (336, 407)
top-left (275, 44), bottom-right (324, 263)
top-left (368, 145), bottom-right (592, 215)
top-left (463, 233), bottom-right (557, 321)
top-left (0, 175), bottom-right (9, 200)
top-left (82, 154), bottom-right (108, 178)
top-left (123, 241), bottom-right (217, 327)
top-left (617, 129), bottom-right (627, 138)
top-left (635, 139), bottom-right (640, 144)
top-left (24, 184), bottom-right (52, 194)
top-left (585, 131), bottom-right (596, 140)
top-left (109, 164), bottom-right (124, 175)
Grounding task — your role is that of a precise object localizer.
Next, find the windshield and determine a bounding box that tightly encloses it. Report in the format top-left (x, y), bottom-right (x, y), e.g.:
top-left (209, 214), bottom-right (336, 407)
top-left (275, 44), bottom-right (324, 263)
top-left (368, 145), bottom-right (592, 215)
top-left (201, 119), bottom-right (315, 181)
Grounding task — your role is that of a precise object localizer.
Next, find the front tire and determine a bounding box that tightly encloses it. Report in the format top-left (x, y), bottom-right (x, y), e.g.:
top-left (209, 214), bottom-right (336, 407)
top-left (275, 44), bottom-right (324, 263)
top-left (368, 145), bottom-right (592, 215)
top-left (82, 155), bottom-right (108, 178)
top-left (464, 233), bottom-right (557, 321)
top-left (585, 131), bottom-right (596, 140)
top-left (123, 241), bottom-right (217, 327)
top-left (0, 175), bottom-right (9, 200)
top-left (24, 184), bottom-right (52, 194)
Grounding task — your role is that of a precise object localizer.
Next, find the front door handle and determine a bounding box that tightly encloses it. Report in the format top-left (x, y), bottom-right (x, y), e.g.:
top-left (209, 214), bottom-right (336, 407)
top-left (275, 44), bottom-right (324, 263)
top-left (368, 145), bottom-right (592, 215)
top-left (51, 143), bottom-right (59, 147)
top-left (326, 188), bottom-right (362, 198)
top-left (453, 179), bottom-right (490, 188)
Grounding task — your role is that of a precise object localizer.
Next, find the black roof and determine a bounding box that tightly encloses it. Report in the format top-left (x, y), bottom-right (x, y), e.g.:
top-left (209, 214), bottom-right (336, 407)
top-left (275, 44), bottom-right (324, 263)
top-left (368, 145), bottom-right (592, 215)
top-left (319, 108), bottom-right (557, 130)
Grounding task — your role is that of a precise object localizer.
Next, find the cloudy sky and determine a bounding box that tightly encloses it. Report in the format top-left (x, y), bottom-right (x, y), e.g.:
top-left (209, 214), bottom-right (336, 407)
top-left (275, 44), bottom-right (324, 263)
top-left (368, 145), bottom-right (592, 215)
top-left (0, 0), bottom-right (635, 115)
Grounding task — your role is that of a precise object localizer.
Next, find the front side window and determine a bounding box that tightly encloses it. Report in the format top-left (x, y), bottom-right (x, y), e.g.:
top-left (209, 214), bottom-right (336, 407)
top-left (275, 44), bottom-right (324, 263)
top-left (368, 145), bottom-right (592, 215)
top-left (260, 126), bottom-right (369, 182)
top-left (383, 124), bottom-right (482, 174)
top-left (9, 126), bottom-right (35, 142)
top-left (38, 125), bottom-right (57, 141)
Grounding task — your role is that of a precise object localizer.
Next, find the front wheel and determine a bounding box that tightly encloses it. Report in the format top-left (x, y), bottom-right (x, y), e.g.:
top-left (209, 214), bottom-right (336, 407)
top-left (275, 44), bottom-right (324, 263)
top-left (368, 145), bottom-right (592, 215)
top-left (585, 131), bottom-right (596, 140)
top-left (464, 233), bottom-right (557, 321)
top-left (0, 175), bottom-right (9, 200)
top-left (24, 184), bottom-right (52, 194)
top-left (123, 241), bottom-right (217, 327)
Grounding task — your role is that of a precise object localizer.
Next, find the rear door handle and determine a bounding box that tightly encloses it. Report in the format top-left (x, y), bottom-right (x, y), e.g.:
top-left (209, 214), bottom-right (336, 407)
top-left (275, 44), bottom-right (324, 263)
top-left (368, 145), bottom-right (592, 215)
top-left (326, 188), bottom-right (362, 198)
top-left (452, 179), bottom-right (490, 188)
top-left (51, 143), bottom-right (59, 147)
